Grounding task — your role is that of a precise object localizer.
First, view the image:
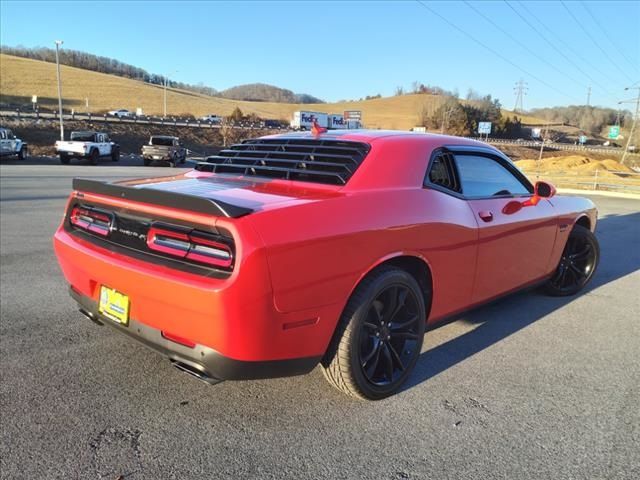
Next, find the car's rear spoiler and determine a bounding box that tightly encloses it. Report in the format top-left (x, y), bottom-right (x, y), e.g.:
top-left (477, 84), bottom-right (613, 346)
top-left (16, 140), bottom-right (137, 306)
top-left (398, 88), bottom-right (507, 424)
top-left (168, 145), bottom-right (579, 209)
top-left (72, 178), bottom-right (254, 218)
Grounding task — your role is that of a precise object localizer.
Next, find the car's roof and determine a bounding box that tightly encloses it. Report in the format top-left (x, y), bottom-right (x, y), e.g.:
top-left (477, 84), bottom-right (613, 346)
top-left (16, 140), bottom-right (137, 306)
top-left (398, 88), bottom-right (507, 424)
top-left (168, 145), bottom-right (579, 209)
top-left (261, 129), bottom-right (490, 148)
top-left (151, 135), bottom-right (177, 139)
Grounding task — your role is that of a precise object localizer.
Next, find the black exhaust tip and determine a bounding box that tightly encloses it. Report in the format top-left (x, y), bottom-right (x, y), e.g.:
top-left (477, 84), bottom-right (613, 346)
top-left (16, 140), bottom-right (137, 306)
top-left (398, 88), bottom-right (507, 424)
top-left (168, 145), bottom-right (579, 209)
top-left (79, 308), bottom-right (104, 326)
top-left (170, 359), bottom-right (222, 385)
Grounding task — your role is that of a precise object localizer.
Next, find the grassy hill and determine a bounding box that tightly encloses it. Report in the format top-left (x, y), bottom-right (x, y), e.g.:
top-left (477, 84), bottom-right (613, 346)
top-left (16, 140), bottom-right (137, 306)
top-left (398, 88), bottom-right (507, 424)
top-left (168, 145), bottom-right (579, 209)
top-left (0, 54), bottom-right (545, 129)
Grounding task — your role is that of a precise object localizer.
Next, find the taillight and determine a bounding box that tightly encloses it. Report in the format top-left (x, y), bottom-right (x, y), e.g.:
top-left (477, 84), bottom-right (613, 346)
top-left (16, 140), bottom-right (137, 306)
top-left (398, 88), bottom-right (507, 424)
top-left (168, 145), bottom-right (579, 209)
top-left (147, 225), bottom-right (233, 269)
top-left (70, 206), bottom-right (113, 236)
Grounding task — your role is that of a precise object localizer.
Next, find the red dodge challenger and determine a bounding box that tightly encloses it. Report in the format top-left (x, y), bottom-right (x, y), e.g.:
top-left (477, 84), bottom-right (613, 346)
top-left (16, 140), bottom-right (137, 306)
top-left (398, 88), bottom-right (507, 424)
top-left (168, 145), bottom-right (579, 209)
top-left (54, 131), bottom-right (599, 399)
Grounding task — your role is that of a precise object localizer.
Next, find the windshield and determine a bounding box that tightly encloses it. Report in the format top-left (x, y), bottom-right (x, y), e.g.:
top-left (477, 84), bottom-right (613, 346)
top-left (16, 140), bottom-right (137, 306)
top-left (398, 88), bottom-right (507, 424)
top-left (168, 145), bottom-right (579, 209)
top-left (70, 132), bottom-right (95, 142)
top-left (151, 137), bottom-right (174, 146)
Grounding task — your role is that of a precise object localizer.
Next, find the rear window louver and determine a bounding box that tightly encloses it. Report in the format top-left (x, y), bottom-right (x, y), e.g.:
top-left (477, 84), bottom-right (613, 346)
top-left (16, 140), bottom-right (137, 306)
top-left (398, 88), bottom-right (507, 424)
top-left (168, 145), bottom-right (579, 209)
top-left (195, 138), bottom-right (371, 185)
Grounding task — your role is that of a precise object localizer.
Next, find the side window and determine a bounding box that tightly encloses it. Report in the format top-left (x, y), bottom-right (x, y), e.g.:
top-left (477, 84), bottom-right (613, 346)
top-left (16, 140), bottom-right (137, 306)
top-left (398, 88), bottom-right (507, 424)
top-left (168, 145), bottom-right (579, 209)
top-left (454, 154), bottom-right (531, 198)
top-left (426, 152), bottom-right (460, 193)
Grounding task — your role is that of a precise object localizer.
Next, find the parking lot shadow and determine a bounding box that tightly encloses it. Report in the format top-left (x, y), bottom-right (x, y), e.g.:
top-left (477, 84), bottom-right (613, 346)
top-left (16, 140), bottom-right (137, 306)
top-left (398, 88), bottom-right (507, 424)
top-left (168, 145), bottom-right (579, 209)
top-left (405, 211), bottom-right (640, 391)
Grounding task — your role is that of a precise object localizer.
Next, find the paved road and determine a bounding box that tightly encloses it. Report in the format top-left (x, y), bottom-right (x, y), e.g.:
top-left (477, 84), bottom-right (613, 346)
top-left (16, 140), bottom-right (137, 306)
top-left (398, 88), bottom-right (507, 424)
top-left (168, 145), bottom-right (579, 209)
top-left (1, 162), bottom-right (639, 479)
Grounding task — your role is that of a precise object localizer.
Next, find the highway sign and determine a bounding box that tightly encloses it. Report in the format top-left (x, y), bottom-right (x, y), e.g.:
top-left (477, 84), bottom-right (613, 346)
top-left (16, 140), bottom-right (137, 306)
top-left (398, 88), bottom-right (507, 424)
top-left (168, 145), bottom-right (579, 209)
top-left (344, 110), bottom-right (362, 120)
top-left (478, 122), bottom-right (492, 134)
top-left (608, 126), bottom-right (620, 139)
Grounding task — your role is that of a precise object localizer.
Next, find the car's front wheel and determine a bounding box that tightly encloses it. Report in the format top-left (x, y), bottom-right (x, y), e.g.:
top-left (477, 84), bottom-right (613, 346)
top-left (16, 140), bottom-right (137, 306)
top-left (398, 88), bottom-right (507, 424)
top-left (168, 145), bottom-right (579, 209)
top-left (545, 224), bottom-right (599, 296)
top-left (322, 266), bottom-right (426, 400)
top-left (17, 146), bottom-right (26, 160)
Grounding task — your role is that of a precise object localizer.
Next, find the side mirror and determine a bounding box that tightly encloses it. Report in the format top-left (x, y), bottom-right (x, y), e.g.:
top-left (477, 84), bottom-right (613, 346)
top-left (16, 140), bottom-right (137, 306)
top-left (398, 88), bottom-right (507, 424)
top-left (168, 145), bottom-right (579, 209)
top-left (504, 181), bottom-right (557, 214)
top-left (535, 181), bottom-right (556, 198)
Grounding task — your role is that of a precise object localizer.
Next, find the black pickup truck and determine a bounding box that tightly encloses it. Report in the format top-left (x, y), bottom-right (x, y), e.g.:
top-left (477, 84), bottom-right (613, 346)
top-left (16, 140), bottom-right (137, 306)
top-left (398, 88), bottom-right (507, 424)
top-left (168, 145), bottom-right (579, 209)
top-left (141, 136), bottom-right (187, 167)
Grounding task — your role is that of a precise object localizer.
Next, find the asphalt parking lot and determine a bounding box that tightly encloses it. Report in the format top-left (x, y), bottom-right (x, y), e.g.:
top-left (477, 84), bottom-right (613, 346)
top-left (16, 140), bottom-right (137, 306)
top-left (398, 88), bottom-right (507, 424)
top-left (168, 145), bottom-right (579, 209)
top-left (1, 160), bottom-right (639, 479)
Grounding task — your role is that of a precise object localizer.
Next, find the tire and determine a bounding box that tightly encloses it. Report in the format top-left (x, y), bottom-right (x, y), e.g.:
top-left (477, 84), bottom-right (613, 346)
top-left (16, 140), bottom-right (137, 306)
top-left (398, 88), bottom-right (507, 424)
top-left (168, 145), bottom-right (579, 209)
top-left (111, 147), bottom-right (120, 162)
top-left (17, 146), bottom-right (26, 161)
top-left (89, 149), bottom-right (99, 165)
top-left (143, 157), bottom-right (151, 167)
top-left (59, 153), bottom-right (70, 164)
top-left (169, 153), bottom-right (177, 168)
top-left (545, 224), bottom-right (599, 296)
top-left (322, 266), bottom-right (426, 400)
top-left (180, 152), bottom-right (186, 164)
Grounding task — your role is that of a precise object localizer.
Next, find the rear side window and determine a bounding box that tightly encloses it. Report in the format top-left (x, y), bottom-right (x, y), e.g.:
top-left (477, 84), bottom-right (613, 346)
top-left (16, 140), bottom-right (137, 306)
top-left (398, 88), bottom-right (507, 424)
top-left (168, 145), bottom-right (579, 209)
top-left (426, 152), bottom-right (460, 193)
top-left (454, 154), bottom-right (531, 198)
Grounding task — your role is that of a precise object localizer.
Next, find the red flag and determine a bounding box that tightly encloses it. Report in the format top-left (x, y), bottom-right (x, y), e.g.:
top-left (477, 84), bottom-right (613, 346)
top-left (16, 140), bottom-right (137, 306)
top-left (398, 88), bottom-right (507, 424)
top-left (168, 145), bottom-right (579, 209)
top-left (311, 120), bottom-right (327, 136)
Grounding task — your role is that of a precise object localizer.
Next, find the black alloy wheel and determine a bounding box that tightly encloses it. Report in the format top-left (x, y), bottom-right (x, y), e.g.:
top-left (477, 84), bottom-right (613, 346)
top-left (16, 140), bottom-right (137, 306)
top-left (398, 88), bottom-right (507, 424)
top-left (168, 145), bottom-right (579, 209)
top-left (322, 266), bottom-right (427, 400)
top-left (358, 284), bottom-right (422, 387)
top-left (545, 224), bottom-right (599, 296)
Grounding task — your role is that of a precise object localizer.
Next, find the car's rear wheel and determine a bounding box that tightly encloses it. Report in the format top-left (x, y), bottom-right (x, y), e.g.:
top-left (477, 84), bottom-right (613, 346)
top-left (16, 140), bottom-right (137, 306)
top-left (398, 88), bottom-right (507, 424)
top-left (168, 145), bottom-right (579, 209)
top-left (545, 224), bottom-right (599, 296)
top-left (111, 147), bottom-right (120, 162)
top-left (169, 153), bottom-right (177, 168)
top-left (143, 157), bottom-right (151, 166)
top-left (59, 153), bottom-right (70, 164)
top-left (89, 149), bottom-right (99, 165)
top-left (322, 266), bottom-right (426, 400)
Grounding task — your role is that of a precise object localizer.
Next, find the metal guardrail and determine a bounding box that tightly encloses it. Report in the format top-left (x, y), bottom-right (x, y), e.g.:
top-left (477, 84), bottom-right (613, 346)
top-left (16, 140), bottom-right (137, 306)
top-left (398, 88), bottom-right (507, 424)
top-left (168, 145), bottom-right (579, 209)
top-left (0, 109), bottom-right (288, 131)
top-left (523, 169), bottom-right (640, 194)
top-left (466, 136), bottom-right (628, 155)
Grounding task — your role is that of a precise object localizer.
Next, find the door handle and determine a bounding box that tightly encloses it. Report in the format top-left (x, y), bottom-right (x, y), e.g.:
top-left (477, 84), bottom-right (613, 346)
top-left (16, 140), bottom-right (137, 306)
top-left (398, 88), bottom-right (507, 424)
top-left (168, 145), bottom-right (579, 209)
top-left (478, 211), bottom-right (493, 222)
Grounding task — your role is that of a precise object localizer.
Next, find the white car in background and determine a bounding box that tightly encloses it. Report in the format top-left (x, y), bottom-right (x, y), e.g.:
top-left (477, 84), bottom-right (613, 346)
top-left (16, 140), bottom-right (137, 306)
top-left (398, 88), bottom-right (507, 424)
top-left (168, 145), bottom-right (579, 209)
top-left (200, 114), bottom-right (221, 124)
top-left (0, 128), bottom-right (27, 160)
top-left (55, 131), bottom-right (120, 165)
top-left (108, 109), bottom-right (133, 118)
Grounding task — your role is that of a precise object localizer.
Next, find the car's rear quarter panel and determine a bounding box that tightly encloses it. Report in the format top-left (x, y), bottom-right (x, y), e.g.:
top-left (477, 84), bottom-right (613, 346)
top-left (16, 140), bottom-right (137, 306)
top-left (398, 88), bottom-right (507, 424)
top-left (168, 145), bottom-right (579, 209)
top-left (249, 136), bottom-right (482, 328)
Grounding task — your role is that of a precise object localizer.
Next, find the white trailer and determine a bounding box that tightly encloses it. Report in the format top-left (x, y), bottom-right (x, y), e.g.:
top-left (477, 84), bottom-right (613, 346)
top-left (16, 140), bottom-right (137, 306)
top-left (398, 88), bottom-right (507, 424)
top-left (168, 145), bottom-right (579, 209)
top-left (290, 111), bottom-right (328, 130)
top-left (345, 119), bottom-right (362, 129)
top-left (327, 114), bottom-right (346, 129)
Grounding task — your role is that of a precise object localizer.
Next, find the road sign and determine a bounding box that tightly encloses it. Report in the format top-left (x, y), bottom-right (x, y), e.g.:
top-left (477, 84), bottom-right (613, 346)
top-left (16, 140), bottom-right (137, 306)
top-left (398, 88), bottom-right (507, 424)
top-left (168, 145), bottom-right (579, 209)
top-left (608, 125), bottom-right (620, 139)
top-left (478, 122), bottom-right (492, 134)
top-left (344, 110), bottom-right (362, 120)
top-left (579, 135), bottom-right (587, 144)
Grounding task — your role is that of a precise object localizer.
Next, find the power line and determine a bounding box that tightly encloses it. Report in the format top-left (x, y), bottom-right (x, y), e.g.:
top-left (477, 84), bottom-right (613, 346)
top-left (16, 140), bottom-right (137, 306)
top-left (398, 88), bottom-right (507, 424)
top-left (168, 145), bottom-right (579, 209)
top-left (504, 0), bottom-right (620, 101)
top-left (414, 0), bottom-right (581, 103)
top-left (581, 1), bottom-right (640, 75)
top-left (515, 0), bottom-right (627, 91)
top-left (463, 0), bottom-right (590, 90)
top-left (560, 1), bottom-right (634, 83)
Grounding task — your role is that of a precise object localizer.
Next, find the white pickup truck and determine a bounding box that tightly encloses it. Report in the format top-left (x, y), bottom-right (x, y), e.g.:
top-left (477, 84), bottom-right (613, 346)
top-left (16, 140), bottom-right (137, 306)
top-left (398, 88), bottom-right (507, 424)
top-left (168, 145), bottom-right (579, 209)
top-left (55, 131), bottom-right (120, 165)
top-left (0, 128), bottom-right (28, 160)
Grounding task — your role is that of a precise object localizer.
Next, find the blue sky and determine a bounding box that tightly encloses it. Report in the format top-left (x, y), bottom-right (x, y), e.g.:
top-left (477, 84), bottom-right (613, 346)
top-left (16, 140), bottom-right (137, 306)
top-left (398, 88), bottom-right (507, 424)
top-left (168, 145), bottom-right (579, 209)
top-left (1, 0), bottom-right (638, 110)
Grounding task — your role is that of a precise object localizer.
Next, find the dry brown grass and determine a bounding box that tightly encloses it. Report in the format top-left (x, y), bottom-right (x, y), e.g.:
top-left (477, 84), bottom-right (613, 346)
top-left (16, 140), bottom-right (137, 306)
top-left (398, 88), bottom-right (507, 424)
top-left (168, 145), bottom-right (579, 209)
top-left (0, 54), bottom-right (545, 129)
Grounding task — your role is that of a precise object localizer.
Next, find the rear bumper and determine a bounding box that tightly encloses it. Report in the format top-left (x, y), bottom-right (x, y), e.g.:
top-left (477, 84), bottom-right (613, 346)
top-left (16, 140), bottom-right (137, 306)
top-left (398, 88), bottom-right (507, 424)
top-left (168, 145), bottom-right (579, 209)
top-left (70, 288), bottom-right (320, 382)
top-left (54, 224), bottom-right (339, 368)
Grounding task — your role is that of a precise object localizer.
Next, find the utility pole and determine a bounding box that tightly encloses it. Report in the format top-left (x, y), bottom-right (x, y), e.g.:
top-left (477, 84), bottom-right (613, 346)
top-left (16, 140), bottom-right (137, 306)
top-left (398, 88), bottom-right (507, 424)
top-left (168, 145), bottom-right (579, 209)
top-left (535, 124), bottom-right (552, 180)
top-left (619, 85), bottom-right (640, 166)
top-left (513, 79), bottom-right (528, 113)
top-left (163, 75), bottom-right (168, 118)
top-left (54, 40), bottom-right (64, 141)
top-left (586, 86), bottom-right (591, 106)
top-left (163, 70), bottom-right (178, 118)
